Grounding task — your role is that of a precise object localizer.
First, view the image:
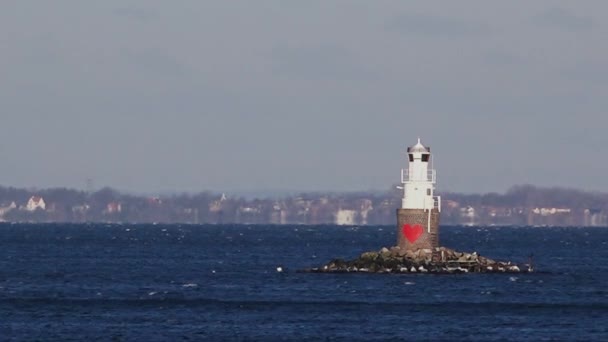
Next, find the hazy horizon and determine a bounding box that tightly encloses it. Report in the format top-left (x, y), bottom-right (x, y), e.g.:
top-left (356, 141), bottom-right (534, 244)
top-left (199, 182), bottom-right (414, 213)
top-left (1, 182), bottom-right (601, 200)
top-left (2, 2), bottom-right (607, 194)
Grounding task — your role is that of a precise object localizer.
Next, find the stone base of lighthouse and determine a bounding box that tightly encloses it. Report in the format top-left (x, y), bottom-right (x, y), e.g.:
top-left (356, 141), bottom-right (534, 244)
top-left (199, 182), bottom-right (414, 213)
top-left (396, 209), bottom-right (440, 251)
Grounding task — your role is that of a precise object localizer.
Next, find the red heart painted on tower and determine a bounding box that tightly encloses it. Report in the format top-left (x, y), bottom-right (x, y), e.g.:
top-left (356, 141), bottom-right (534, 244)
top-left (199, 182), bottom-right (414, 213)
top-left (402, 224), bottom-right (423, 243)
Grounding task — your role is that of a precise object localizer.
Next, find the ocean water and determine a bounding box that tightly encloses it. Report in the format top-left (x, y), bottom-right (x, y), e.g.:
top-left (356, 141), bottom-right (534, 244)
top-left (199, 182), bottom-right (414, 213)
top-left (0, 224), bottom-right (606, 341)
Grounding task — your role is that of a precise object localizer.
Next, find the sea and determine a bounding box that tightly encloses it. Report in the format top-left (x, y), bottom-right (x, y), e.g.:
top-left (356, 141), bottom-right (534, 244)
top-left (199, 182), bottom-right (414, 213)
top-left (0, 223), bottom-right (606, 341)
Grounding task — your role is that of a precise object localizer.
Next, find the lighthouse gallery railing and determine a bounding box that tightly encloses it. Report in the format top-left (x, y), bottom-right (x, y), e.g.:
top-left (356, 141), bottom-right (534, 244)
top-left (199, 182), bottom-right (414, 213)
top-left (401, 169), bottom-right (436, 183)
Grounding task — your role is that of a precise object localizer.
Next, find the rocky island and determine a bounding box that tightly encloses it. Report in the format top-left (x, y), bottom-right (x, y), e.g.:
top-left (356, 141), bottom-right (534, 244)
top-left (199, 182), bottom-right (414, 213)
top-left (301, 246), bottom-right (530, 274)
top-left (301, 139), bottom-right (531, 275)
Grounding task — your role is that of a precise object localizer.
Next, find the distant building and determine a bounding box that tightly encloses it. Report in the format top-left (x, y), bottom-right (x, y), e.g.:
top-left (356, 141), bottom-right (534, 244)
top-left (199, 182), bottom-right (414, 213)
top-left (445, 200), bottom-right (460, 210)
top-left (270, 202), bottom-right (288, 224)
top-left (106, 202), bottom-right (122, 214)
top-left (460, 206), bottom-right (476, 226)
top-left (26, 196), bottom-right (46, 211)
top-left (532, 208), bottom-right (571, 216)
top-left (147, 197), bottom-right (163, 205)
top-left (584, 209), bottom-right (607, 227)
top-left (335, 209), bottom-right (357, 225)
top-left (358, 199), bottom-right (373, 225)
top-left (72, 204), bottom-right (90, 214)
top-left (209, 193), bottom-right (227, 213)
top-left (0, 201), bottom-right (17, 218)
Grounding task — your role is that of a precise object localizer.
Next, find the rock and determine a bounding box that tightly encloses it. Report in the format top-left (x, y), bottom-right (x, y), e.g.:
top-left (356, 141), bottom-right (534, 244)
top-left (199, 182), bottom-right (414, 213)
top-left (380, 247), bottom-right (390, 254)
top-left (360, 252), bottom-right (378, 260)
top-left (509, 265), bottom-right (520, 272)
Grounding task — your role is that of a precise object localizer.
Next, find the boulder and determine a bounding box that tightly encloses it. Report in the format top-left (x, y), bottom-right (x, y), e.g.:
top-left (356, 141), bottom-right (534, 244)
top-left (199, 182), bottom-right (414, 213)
top-left (508, 265), bottom-right (520, 272)
top-left (360, 252), bottom-right (378, 260)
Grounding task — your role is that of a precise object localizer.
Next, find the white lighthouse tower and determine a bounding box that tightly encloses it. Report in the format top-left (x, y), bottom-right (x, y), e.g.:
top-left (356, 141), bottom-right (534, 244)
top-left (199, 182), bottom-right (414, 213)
top-left (401, 138), bottom-right (440, 212)
top-left (396, 139), bottom-right (441, 251)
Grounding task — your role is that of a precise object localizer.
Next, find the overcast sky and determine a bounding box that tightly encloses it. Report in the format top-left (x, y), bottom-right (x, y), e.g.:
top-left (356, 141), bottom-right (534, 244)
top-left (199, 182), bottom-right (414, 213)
top-left (1, 1), bottom-right (607, 194)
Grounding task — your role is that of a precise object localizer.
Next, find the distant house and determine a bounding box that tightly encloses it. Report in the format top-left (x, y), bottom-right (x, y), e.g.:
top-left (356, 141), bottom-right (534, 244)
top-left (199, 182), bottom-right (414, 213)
top-left (26, 196), bottom-right (46, 211)
top-left (335, 209), bottom-right (357, 225)
top-left (584, 209), bottom-right (607, 227)
top-left (147, 197), bottom-right (162, 206)
top-left (445, 200), bottom-right (460, 209)
top-left (72, 204), bottom-right (90, 214)
top-left (358, 199), bottom-right (374, 225)
top-left (106, 202), bottom-right (122, 214)
top-left (460, 206), bottom-right (476, 226)
top-left (209, 193), bottom-right (227, 213)
top-left (0, 201), bottom-right (17, 217)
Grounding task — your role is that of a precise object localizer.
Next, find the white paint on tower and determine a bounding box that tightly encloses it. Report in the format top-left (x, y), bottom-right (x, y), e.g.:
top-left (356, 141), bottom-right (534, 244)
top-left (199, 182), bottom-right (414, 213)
top-left (401, 138), bottom-right (441, 211)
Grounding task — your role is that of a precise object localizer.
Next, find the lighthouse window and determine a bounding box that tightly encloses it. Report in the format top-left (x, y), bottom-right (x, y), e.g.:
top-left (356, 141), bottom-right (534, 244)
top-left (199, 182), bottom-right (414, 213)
top-left (422, 154), bottom-right (430, 162)
top-left (427, 188), bottom-right (431, 195)
top-left (408, 154), bottom-right (414, 162)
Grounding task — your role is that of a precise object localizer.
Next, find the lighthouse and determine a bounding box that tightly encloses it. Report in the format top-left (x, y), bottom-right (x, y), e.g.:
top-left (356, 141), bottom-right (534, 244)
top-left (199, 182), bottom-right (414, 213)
top-left (396, 139), bottom-right (441, 251)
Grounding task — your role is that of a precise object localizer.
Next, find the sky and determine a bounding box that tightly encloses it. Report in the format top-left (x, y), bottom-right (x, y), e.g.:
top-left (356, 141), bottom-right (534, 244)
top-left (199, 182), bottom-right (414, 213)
top-left (1, 1), bottom-right (607, 194)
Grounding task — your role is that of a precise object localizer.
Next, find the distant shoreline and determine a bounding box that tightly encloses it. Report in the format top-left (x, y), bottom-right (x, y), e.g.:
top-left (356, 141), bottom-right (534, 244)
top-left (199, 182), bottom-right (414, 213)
top-left (0, 184), bottom-right (606, 227)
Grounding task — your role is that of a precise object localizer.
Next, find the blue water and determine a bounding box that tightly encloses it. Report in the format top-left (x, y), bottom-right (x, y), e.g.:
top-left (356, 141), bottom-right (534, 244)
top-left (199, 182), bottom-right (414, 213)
top-left (0, 224), bottom-right (606, 341)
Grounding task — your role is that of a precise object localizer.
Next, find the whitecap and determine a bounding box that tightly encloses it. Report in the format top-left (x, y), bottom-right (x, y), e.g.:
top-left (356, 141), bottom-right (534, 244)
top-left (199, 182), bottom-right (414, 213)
top-left (182, 283), bottom-right (198, 288)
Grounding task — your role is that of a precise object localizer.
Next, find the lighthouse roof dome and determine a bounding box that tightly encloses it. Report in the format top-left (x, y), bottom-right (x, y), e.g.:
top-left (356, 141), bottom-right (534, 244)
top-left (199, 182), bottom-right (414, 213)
top-left (407, 138), bottom-right (430, 153)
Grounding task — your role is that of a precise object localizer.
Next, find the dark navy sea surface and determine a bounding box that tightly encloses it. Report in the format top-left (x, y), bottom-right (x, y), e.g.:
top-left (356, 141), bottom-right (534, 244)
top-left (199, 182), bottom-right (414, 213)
top-left (0, 224), bottom-right (607, 341)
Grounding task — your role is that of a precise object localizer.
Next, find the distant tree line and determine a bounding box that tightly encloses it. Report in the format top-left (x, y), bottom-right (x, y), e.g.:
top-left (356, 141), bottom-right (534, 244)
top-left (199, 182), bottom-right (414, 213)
top-left (0, 184), bottom-right (607, 226)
